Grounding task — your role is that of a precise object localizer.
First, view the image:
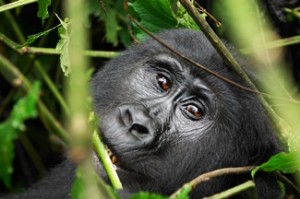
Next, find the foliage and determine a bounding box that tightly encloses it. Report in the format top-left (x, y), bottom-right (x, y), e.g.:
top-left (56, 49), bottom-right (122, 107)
top-left (0, 82), bottom-right (40, 188)
top-left (56, 15), bottom-right (71, 76)
top-left (252, 151), bottom-right (300, 177)
top-left (129, 0), bottom-right (198, 40)
top-left (0, 0), bottom-right (299, 198)
top-left (37, 0), bottom-right (52, 24)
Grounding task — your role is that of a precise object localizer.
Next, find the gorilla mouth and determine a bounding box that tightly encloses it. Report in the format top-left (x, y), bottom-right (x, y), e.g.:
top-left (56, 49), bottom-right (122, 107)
top-left (106, 146), bottom-right (139, 176)
top-left (107, 147), bottom-right (120, 166)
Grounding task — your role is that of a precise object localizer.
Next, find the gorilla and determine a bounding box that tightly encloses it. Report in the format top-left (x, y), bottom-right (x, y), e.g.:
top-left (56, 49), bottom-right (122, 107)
top-left (5, 29), bottom-right (283, 198)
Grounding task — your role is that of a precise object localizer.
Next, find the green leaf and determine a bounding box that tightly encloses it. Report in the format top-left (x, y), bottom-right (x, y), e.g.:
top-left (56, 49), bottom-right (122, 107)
top-left (71, 169), bottom-right (85, 199)
top-left (130, 0), bottom-right (177, 40)
top-left (130, 192), bottom-right (168, 199)
top-left (20, 24), bottom-right (61, 47)
top-left (55, 14), bottom-right (71, 76)
top-left (37, 0), bottom-right (52, 24)
top-left (0, 82), bottom-right (40, 188)
top-left (175, 184), bottom-right (192, 199)
top-left (104, 9), bottom-right (119, 46)
top-left (252, 151), bottom-right (300, 177)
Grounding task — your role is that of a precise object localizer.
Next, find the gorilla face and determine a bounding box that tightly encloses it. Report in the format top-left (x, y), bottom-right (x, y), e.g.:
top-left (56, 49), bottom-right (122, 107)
top-left (92, 29), bottom-right (282, 197)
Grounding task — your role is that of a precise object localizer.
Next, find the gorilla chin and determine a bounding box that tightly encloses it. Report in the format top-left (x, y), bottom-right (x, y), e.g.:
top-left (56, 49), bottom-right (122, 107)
top-left (5, 29), bottom-right (283, 199)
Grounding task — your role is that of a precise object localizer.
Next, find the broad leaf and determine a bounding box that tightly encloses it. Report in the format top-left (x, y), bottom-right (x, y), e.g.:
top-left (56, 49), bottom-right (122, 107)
top-left (0, 82), bottom-right (40, 188)
top-left (37, 0), bottom-right (52, 24)
top-left (252, 151), bottom-right (300, 177)
top-left (104, 8), bottom-right (119, 46)
top-left (129, 0), bottom-right (177, 40)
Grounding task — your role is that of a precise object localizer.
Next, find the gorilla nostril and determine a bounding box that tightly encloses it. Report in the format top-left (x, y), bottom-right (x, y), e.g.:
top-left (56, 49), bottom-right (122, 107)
top-left (130, 124), bottom-right (149, 135)
top-left (119, 107), bottom-right (133, 126)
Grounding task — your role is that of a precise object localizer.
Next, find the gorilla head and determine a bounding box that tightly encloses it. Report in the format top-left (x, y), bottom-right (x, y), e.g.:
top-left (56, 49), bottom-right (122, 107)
top-left (92, 29), bottom-right (282, 198)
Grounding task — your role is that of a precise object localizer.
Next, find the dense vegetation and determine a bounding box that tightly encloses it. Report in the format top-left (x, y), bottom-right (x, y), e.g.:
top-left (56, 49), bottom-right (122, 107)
top-left (0, 0), bottom-right (299, 198)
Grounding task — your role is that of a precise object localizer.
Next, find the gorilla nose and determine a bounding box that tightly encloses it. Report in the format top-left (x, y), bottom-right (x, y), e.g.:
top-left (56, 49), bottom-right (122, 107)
top-left (118, 104), bottom-right (156, 144)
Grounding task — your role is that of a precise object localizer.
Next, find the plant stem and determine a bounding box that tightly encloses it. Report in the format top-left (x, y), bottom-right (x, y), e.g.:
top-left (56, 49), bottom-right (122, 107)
top-left (65, 0), bottom-right (106, 197)
top-left (92, 131), bottom-right (123, 190)
top-left (204, 180), bottom-right (255, 199)
top-left (170, 166), bottom-right (254, 199)
top-left (0, 0), bottom-right (37, 13)
top-left (23, 47), bottom-right (119, 58)
top-left (0, 32), bottom-right (118, 58)
top-left (19, 131), bottom-right (46, 175)
top-left (241, 35), bottom-right (300, 54)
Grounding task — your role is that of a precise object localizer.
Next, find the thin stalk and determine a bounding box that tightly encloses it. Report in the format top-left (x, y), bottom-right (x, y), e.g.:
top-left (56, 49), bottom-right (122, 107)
top-left (65, 0), bottom-right (105, 197)
top-left (23, 47), bottom-right (119, 58)
top-left (0, 32), bottom-right (70, 114)
top-left (19, 132), bottom-right (46, 175)
top-left (0, 33), bottom-right (118, 58)
top-left (0, 0), bottom-right (26, 42)
top-left (92, 131), bottom-right (122, 190)
top-left (0, 0), bottom-right (37, 13)
top-left (204, 180), bottom-right (255, 199)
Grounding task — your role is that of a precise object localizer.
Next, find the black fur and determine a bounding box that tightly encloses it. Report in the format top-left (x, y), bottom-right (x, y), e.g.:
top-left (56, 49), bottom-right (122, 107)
top-left (5, 29), bottom-right (283, 198)
top-left (92, 29), bottom-right (283, 198)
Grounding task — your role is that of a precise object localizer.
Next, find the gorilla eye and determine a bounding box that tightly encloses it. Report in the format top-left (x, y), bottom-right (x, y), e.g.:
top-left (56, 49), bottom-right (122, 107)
top-left (156, 74), bottom-right (171, 91)
top-left (185, 104), bottom-right (202, 120)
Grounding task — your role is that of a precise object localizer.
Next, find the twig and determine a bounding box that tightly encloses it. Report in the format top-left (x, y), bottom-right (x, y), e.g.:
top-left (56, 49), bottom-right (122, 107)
top-left (276, 173), bottom-right (300, 195)
top-left (179, 0), bottom-right (246, 78)
top-left (241, 35), bottom-right (300, 54)
top-left (92, 131), bottom-right (123, 190)
top-left (0, 33), bottom-right (118, 58)
top-left (204, 180), bottom-right (255, 199)
top-left (0, 0), bottom-right (37, 13)
top-left (170, 166), bottom-right (255, 199)
top-left (194, 2), bottom-right (222, 27)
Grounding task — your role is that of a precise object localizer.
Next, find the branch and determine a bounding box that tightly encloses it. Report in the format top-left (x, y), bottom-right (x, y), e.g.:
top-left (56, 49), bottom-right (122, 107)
top-left (0, 33), bottom-right (118, 58)
top-left (204, 180), bottom-right (255, 199)
top-left (170, 166), bottom-right (255, 199)
top-left (92, 131), bottom-right (123, 190)
top-left (0, 0), bottom-right (37, 13)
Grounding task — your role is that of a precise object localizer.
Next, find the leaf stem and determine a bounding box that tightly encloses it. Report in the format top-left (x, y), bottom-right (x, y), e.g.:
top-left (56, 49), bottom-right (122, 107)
top-left (0, 32), bottom-right (118, 58)
top-left (92, 131), bottom-right (123, 190)
top-left (204, 180), bottom-right (255, 199)
top-left (170, 166), bottom-right (255, 199)
top-left (0, 0), bottom-right (37, 13)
